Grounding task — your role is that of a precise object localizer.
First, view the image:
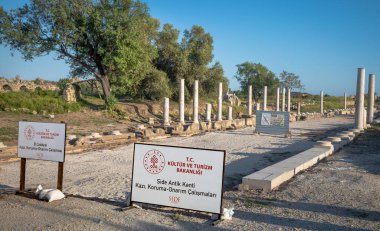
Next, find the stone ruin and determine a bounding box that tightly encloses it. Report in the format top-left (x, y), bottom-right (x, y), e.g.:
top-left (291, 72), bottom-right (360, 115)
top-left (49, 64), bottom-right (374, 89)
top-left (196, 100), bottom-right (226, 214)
top-left (62, 78), bottom-right (103, 102)
top-left (0, 76), bottom-right (58, 92)
top-left (62, 77), bottom-right (82, 102)
top-left (224, 89), bottom-right (241, 106)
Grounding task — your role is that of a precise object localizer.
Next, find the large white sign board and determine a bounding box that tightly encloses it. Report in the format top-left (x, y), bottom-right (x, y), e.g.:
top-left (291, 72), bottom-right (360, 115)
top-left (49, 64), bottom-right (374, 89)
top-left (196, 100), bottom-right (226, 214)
top-left (18, 121), bottom-right (66, 162)
top-left (131, 143), bottom-right (225, 214)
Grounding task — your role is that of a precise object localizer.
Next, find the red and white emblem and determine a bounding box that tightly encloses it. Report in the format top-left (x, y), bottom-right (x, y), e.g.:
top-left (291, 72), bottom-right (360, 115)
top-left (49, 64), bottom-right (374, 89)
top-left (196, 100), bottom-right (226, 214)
top-left (143, 149), bottom-right (165, 174)
top-left (24, 125), bottom-right (35, 140)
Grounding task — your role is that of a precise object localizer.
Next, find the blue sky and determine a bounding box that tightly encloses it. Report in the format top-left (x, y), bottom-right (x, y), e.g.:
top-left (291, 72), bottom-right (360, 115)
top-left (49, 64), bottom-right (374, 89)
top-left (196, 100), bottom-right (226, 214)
top-left (0, 0), bottom-right (379, 95)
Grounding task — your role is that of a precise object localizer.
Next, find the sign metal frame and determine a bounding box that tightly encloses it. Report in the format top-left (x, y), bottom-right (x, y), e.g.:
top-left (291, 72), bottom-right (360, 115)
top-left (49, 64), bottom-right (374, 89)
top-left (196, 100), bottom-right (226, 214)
top-left (130, 143), bottom-right (226, 215)
top-left (255, 110), bottom-right (291, 136)
top-left (17, 121), bottom-right (67, 192)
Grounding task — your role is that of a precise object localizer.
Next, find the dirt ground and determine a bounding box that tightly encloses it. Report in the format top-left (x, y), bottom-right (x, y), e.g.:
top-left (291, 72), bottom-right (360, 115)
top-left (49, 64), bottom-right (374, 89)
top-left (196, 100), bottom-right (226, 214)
top-left (0, 115), bottom-right (379, 230)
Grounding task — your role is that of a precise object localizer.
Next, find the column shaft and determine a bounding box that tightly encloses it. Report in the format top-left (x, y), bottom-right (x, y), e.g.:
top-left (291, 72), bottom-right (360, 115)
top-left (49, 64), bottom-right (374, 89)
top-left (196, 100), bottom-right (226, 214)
top-left (193, 80), bottom-right (199, 123)
top-left (179, 79), bottom-right (185, 124)
top-left (367, 74), bottom-right (375, 123)
top-left (354, 68), bottom-right (365, 130)
top-left (218, 82), bottom-right (223, 121)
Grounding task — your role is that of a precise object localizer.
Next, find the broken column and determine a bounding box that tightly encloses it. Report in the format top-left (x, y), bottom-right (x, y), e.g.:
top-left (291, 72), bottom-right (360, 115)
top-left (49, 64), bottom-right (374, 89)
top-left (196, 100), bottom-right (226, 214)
top-left (263, 86), bottom-right (267, 111)
top-left (297, 102), bottom-right (301, 115)
top-left (367, 74), bottom-right (375, 123)
top-left (287, 88), bottom-right (291, 112)
top-left (206, 103), bottom-right (212, 122)
top-left (163, 97), bottom-right (170, 126)
top-left (228, 106), bottom-right (233, 120)
top-left (179, 79), bottom-right (185, 124)
top-left (218, 82), bottom-right (223, 121)
top-left (320, 90), bottom-right (324, 115)
top-left (344, 92), bottom-right (347, 110)
top-left (282, 87), bottom-right (286, 111)
top-left (354, 68), bottom-right (365, 130)
top-left (193, 80), bottom-right (199, 124)
top-left (276, 87), bottom-right (280, 111)
top-left (248, 85), bottom-right (252, 115)
top-left (256, 103), bottom-right (260, 111)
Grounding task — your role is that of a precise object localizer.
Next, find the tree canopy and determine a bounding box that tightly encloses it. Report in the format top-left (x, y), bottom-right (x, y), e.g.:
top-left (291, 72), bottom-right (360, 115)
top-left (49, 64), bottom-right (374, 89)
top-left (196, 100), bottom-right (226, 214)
top-left (235, 62), bottom-right (279, 101)
top-left (0, 0), bottom-right (229, 102)
top-left (153, 24), bottom-right (228, 100)
top-left (279, 71), bottom-right (304, 92)
top-left (0, 0), bottom-right (159, 101)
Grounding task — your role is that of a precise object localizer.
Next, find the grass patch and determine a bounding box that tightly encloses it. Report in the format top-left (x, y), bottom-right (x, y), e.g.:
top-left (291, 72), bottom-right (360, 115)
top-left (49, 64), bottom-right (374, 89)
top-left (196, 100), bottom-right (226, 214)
top-left (0, 90), bottom-right (82, 114)
top-left (171, 213), bottom-right (183, 220)
top-left (0, 127), bottom-right (18, 142)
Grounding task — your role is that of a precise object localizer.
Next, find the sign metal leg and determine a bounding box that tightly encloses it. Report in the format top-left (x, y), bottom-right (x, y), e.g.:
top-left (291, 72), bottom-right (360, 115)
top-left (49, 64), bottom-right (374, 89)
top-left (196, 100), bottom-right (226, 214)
top-left (57, 162), bottom-right (64, 191)
top-left (19, 158), bottom-right (26, 192)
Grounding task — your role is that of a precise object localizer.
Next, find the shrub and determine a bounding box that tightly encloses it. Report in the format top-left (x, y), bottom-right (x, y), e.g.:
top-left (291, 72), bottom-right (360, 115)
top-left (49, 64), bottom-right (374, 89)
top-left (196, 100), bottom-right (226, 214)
top-left (0, 90), bottom-right (81, 114)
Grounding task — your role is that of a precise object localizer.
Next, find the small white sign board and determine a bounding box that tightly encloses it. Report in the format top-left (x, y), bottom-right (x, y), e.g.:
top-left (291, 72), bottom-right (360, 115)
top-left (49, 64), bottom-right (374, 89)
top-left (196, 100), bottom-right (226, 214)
top-left (18, 121), bottom-right (66, 162)
top-left (131, 143), bottom-right (225, 214)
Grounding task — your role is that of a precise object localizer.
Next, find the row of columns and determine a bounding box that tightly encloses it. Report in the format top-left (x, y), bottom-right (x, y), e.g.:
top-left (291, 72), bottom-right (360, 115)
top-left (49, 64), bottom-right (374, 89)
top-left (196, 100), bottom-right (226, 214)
top-left (164, 69), bottom-right (376, 127)
top-left (164, 80), bottom-right (229, 125)
top-left (354, 68), bottom-right (376, 129)
top-left (247, 86), bottom-right (292, 115)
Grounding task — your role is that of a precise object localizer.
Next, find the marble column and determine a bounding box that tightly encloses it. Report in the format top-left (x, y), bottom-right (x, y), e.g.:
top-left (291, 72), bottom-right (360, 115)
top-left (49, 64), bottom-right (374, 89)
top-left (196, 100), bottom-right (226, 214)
top-left (276, 87), bottom-right (280, 111)
top-left (248, 85), bottom-right (252, 115)
top-left (217, 82), bottom-right (223, 121)
top-left (297, 102), bottom-right (301, 115)
top-left (228, 106), bottom-right (233, 120)
top-left (344, 92), bottom-right (347, 110)
top-left (282, 87), bottom-right (286, 111)
top-left (287, 88), bottom-right (291, 112)
top-left (163, 97), bottom-right (170, 126)
top-left (354, 68), bottom-right (365, 130)
top-left (367, 74), bottom-right (375, 123)
top-left (320, 90), bottom-right (324, 115)
top-left (193, 80), bottom-right (199, 124)
top-left (263, 86), bottom-right (267, 111)
top-left (206, 103), bottom-right (212, 122)
top-left (179, 79), bottom-right (185, 124)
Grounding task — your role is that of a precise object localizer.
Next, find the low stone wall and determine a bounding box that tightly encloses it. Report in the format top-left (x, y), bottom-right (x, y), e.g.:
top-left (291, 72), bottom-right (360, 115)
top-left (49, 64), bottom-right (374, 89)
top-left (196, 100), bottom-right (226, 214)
top-left (239, 128), bottom-right (362, 192)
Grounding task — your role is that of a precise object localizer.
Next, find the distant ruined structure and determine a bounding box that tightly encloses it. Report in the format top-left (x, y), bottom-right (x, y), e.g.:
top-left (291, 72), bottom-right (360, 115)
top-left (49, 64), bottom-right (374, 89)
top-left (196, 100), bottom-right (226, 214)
top-left (0, 76), bottom-right (58, 92)
top-left (62, 78), bottom-right (100, 102)
top-left (224, 89), bottom-right (241, 106)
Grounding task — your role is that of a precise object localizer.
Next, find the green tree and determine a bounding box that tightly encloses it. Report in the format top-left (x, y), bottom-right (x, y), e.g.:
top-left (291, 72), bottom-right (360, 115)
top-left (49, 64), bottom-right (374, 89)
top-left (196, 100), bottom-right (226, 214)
top-left (153, 24), bottom-right (225, 100)
top-left (279, 71), bottom-right (304, 91)
top-left (179, 25), bottom-right (213, 88)
top-left (154, 23), bottom-right (181, 84)
top-left (0, 0), bottom-right (159, 102)
top-left (137, 69), bottom-right (171, 100)
top-left (235, 62), bottom-right (279, 101)
top-left (202, 62), bottom-right (229, 97)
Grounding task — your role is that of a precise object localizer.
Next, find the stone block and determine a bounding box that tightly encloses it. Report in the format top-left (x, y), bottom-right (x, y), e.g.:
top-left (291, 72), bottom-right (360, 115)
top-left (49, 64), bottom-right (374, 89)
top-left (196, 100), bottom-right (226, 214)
top-left (0, 142), bottom-right (7, 149)
top-left (245, 117), bottom-right (256, 126)
top-left (200, 122), bottom-right (212, 131)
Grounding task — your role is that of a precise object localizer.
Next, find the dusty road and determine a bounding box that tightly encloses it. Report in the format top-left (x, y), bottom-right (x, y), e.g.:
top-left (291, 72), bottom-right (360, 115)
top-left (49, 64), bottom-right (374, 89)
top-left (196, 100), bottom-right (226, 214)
top-left (1, 115), bottom-right (379, 230)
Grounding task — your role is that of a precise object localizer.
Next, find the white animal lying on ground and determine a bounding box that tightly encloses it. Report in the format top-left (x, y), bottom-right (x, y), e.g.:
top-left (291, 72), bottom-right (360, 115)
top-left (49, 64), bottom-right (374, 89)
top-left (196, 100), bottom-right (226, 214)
top-left (35, 185), bottom-right (65, 202)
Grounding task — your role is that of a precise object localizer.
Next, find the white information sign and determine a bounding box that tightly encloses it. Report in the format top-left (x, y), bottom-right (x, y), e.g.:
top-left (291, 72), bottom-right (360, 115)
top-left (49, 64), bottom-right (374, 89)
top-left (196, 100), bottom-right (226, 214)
top-left (18, 121), bottom-right (66, 162)
top-left (131, 143), bottom-right (225, 214)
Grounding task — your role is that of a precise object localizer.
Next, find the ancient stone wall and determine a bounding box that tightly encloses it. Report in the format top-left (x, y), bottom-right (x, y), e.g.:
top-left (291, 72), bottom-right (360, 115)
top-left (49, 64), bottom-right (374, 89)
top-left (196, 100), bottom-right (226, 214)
top-left (0, 77), bottom-right (58, 92)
